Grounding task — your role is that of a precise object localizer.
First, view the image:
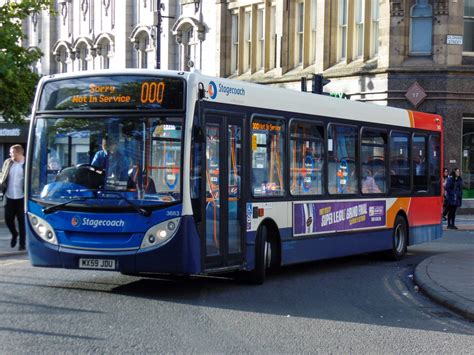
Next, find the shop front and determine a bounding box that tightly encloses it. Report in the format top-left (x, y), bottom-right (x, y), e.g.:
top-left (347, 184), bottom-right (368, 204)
top-left (0, 122), bottom-right (29, 162)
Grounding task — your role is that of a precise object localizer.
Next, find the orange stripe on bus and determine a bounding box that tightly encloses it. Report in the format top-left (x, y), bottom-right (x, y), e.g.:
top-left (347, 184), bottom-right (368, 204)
top-left (386, 198), bottom-right (411, 227)
top-left (408, 111), bottom-right (415, 128)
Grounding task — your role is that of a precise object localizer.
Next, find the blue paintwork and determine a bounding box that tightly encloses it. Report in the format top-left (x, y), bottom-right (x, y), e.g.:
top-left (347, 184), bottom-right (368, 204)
top-left (27, 200), bottom-right (202, 274)
top-left (244, 223), bottom-right (442, 270)
top-left (279, 228), bottom-right (392, 265)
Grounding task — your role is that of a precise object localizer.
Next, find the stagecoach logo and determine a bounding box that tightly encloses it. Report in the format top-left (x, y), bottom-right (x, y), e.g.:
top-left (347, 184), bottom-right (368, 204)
top-left (208, 81), bottom-right (246, 100)
top-left (71, 216), bottom-right (125, 229)
top-left (71, 216), bottom-right (81, 227)
top-left (208, 81), bottom-right (218, 99)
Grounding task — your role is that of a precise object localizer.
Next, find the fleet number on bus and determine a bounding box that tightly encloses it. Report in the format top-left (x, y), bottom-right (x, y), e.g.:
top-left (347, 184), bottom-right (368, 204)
top-left (141, 81), bottom-right (165, 105)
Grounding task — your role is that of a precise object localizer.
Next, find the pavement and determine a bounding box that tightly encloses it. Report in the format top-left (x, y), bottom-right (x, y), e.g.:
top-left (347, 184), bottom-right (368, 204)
top-left (0, 201), bottom-right (473, 321)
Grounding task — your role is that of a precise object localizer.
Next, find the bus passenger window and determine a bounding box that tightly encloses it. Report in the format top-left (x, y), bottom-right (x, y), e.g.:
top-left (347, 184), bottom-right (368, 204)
top-left (389, 132), bottom-right (410, 193)
top-left (428, 135), bottom-right (441, 195)
top-left (328, 125), bottom-right (357, 195)
top-left (361, 130), bottom-right (386, 194)
top-left (290, 121), bottom-right (324, 196)
top-left (413, 134), bottom-right (428, 192)
top-left (251, 118), bottom-right (285, 197)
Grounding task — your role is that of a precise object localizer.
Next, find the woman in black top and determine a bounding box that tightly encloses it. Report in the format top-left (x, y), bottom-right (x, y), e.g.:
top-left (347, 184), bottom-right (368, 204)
top-left (445, 168), bottom-right (463, 229)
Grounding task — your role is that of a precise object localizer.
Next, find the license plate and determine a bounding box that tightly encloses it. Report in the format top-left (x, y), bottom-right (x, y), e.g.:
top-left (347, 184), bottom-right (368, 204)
top-left (79, 258), bottom-right (116, 270)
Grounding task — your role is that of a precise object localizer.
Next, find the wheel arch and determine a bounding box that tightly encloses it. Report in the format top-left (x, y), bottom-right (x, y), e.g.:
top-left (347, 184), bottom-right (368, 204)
top-left (394, 210), bottom-right (410, 245)
top-left (256, 217), bottom-right (282, 268)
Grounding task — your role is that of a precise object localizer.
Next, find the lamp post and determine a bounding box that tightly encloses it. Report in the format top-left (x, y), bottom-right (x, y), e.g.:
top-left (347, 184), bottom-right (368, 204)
top-left (155, 0), bottom-right (174, 69)
top-left (155, 0), bottom-right (163, 69)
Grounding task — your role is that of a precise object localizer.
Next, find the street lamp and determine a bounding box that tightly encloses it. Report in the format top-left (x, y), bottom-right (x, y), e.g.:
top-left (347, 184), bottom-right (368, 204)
top-left (155, 0), bottom-right (164, 69)
top-left (154, 0), bottom-right (173, 69)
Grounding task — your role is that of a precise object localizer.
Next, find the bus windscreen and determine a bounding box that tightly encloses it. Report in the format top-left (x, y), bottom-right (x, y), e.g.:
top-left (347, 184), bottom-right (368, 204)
top-left (38, 75), bottom-right (185, 111)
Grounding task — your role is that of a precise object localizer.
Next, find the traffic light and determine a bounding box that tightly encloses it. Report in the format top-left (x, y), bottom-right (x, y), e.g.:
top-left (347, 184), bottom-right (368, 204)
top-left (312, 74), bottom-right (331, 95)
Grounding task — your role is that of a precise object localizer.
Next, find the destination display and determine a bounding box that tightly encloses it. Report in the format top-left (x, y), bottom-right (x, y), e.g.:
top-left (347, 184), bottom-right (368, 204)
top-left (38, 75), bottom-right (185, 111)
top-left (294, 200), bottom-right (386, 236)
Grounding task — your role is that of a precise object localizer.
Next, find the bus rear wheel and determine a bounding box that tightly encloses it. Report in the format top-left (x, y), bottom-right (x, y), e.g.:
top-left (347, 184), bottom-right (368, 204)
top-left (387, 216), bottom-right (408, 260)
top-left (250, 224), bottom-right (272, 285)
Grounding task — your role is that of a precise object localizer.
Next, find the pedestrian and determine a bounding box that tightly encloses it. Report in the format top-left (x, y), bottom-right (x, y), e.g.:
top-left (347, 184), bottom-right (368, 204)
top-left (445, 167), bottom-right (463, 230)
top-left (0, 144), bottom-right (26, 250)
top-left (442, 167), bottom-right (449, 221)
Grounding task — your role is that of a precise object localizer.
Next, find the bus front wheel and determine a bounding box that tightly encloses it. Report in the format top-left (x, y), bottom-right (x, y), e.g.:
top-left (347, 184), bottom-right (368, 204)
top-left (387, 216), bottom-right (408, 260)
top-left (250, 225), bottom-right (271, 285)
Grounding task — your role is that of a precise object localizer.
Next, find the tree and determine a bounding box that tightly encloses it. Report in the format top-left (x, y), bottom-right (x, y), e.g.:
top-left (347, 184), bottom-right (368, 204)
top-left (0, 0), bottom-right (53, 123)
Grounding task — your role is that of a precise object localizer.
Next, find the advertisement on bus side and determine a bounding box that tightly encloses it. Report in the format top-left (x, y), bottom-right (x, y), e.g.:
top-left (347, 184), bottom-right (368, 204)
top-left (293, 200), bottom-right (386, 236)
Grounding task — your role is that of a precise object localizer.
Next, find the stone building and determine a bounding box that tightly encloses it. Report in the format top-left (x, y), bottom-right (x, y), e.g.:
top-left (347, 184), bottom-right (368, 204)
top-left (20, 0), bottom-right (474, 203)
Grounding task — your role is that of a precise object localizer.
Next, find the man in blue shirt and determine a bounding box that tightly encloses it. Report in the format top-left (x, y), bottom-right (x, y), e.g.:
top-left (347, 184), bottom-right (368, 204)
top-left (92, 137), bottom-right (129, 181)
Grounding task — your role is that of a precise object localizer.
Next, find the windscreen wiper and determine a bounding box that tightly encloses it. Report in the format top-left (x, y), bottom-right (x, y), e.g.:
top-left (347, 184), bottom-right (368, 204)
top-left (98, 190), bottom-right (151, 217)
top-left (43, 198), bottom-right (89, 215)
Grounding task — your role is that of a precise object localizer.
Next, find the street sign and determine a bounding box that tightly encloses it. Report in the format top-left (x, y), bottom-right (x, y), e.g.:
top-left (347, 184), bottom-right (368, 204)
top-left (447, 35), bottom-right (463, 45)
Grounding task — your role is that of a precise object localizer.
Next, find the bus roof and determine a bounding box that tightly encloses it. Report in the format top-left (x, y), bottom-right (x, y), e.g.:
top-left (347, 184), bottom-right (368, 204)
top-left (37, 69), bottom-right (442, 131)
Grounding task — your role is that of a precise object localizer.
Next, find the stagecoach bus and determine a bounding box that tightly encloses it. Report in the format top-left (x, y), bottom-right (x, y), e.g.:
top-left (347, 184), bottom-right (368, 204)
top-left (25, 69), bottom-right (443, 284)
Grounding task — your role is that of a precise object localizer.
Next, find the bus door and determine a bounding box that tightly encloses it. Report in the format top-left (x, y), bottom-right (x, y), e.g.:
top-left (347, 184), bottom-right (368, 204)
top-left (203, 114), bottom-right (245, 270)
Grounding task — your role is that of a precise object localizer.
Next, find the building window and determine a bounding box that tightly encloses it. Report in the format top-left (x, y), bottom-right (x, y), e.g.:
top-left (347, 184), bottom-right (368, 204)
top-left (77, 45), bottom-right (88, 71)
top-left (371, 0), bottom-right (380, 57)
top-left (244, 11), bottom-right (251, 72)
top-left (257, 8), bottom-right (264, 70)
top-left (56, 48), bottom-right (68, 73)
top-left (231, 13), bottom-right (239, 74)
top-left (296, 2), bottom-right (304, 65)
top-left (338, 0), bottom-right (348, 61)
top-left (269, 6), bottom-right (276, 69)
top-left (311, 0), bottom-right (317, 63)
top-left (464, 0), bottom-right (474, 52)
top-left (183, 28), bottom-right (197, 71)
top-left (97, 42), bottom-right (110, 69)
top-left (409, 0), bottom-right (433, 56)
top-left (462, 118), bottom-right (474, 198)
top-left (134, 32), bottom-right (150, 69)
top-left (355, 0), bottom-right (364, 58)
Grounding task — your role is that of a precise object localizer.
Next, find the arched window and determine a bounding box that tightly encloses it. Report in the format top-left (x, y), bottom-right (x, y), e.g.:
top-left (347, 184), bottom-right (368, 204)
top-left (57, 49), bottom-right (68, 73)
top-left (98, 42), bottom-right (110, 69)
top-left (410, 0), bottom-right (433, 55)
top-left (94, 33), bottom-right (115, 70)
top-left (53, 42), bottom-right (72, 73)
top-left (172, 17), bottom-right (205, 71)
top-left (76, 43), bottom-right (89, 71)
top-left (135, 32), bottom-right (149, 68)
top-left (130, 28), bottom-right (152, 69)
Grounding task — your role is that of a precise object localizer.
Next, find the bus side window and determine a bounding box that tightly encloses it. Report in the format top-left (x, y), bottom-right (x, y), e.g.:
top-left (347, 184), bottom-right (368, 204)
top-left (428, 134), bottom-right (441, 195)
top-left (251, 117), bottom-right (286, 197)
top-left (361, 129), bottom-right (386, 194)
top-left (328, 124), bottom-right (358, 195)
top-left (413, 134), bottom-right (428, 193)
top-left (289, 120), bottom-right (325, 196)
top-left (389, 132), bottom-right (411, 193)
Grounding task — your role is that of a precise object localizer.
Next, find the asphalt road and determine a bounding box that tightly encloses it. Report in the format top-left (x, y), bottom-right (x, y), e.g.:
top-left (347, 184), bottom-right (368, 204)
top-left (0, 231), bottom-right (473, 353)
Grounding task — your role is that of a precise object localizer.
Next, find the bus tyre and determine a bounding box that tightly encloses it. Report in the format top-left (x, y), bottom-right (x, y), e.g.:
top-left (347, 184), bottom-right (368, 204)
top-left (387, 216), bottom-right (408, 261)
top-left (250, 225), bottom-right (271, 285)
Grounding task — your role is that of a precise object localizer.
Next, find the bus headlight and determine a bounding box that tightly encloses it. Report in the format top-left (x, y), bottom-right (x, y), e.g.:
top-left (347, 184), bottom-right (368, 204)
top-left (27, 212), bottom-right (58, 245)
top-left (140, 217), bottom-right (181, 250)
